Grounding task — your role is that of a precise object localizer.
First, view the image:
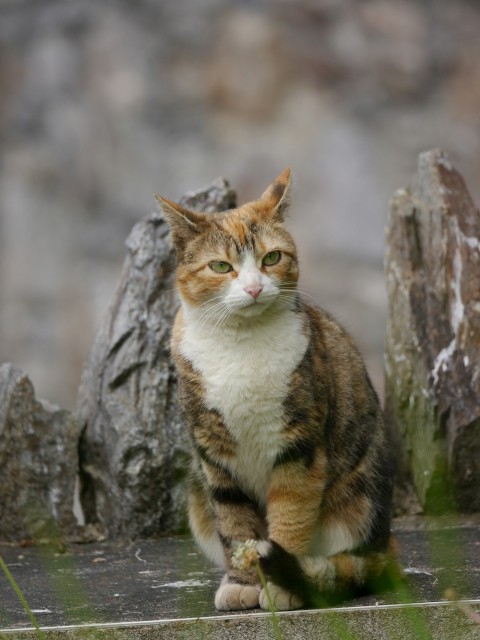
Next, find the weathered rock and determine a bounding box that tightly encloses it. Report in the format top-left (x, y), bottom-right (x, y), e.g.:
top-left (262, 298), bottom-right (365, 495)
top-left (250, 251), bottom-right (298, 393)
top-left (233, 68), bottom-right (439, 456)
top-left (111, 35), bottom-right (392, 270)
top-left (177, 177), bottom-right (236, 214)
top-left (0, 363), bottom-right (81, 542)
top-left (384, 149), bottom-right (480, 513)
top-left (76, 178), bottom-right (236, 539)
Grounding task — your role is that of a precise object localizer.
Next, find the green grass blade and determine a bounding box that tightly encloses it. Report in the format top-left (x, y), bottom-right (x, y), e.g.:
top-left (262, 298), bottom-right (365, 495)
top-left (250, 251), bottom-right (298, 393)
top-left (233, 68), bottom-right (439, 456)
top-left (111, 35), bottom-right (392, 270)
top-left (0, 554), bottom-right (45, 640)
top-left (255, 564), bottom-right (284, 640)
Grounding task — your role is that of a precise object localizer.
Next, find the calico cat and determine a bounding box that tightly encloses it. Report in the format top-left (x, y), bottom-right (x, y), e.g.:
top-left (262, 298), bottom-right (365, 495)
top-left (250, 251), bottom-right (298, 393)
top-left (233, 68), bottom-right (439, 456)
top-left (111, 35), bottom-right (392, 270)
top-left (155, 169), bottom-right (397, 611)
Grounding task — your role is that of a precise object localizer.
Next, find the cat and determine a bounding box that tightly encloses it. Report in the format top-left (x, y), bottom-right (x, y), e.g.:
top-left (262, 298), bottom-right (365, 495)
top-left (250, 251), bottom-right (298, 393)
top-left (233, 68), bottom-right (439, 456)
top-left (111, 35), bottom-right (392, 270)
top-left (155, 168), bottom-right (397, 611)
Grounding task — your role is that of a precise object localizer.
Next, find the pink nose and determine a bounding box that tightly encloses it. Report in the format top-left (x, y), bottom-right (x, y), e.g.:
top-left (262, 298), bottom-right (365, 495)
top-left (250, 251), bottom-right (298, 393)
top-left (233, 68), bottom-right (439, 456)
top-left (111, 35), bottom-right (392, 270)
top-left (244, 284), bottom-right (263, 300)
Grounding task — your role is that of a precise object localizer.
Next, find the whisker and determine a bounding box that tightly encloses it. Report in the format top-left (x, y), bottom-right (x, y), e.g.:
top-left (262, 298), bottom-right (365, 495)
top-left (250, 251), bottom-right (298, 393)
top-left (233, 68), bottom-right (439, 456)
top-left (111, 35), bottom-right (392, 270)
top-left (276, 286), bottom-right (319, 305)
top-left (213, 307), bottom-right (232, 331)
top-left (195, 294), bottom-right (229, 310)
top-left (199, 304), bottom-right (227, 330)
top-left (212, 302), bottom-right (238, 330)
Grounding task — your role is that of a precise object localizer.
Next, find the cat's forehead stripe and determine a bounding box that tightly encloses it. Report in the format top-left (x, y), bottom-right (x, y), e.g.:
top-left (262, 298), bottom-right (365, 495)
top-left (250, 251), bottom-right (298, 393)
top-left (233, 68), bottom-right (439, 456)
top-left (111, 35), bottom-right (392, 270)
top-left (222, 215), bottom-right (249, 245)
top-left (215, 213), bottom-right (258, 254)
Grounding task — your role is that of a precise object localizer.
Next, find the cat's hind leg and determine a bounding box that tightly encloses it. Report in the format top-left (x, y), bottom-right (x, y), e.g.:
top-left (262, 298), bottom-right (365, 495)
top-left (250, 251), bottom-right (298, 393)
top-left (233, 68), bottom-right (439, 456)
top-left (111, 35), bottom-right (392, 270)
top-left (258, 539), bottom-right (400, 610)
top-left (188, 473), bottom-right (225, 567)
top-left (258, 542), bottom-right (333, 610)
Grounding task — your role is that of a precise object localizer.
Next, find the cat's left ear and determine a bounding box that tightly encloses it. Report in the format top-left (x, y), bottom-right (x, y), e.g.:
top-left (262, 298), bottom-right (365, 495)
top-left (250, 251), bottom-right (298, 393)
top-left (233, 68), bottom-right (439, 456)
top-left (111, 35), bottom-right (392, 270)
top-left (259, 167), bottom-right (292, 223)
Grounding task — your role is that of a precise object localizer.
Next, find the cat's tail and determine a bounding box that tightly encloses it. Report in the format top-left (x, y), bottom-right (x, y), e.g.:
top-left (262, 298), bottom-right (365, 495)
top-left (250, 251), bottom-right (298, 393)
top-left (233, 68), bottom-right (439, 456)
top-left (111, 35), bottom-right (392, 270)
top-left (259, 536), bottom-right (402, 608)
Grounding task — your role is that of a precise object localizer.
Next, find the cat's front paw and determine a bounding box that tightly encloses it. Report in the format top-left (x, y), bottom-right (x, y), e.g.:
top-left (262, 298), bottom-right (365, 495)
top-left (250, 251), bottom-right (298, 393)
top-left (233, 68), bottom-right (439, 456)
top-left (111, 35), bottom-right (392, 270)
top-left (259, 582), bottom-right (303, 611)
top-left (215, 578), bottom-right (260, 611)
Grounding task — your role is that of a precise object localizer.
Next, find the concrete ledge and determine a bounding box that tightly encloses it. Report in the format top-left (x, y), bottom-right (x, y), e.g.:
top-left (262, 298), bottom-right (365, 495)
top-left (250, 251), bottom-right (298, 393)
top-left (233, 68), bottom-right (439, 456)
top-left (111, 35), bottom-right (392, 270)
top-left (2, 601), bottom-right (480, 640)
top-left (1, 517), bottom-right (480, 639)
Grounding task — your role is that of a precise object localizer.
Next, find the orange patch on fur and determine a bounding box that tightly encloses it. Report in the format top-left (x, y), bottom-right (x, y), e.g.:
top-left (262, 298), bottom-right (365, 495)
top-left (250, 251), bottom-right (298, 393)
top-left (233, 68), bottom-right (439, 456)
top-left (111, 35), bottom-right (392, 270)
top-left (222, 215), bottom-right (248, 245)
top-left (267, 455), bottom-right (327, 554)
top-left (387, 533), bottom-right (399, 557)
top-left (321, 494), bottom-right (373, 545)
top-left (331, 554), bottom-right (364, 586)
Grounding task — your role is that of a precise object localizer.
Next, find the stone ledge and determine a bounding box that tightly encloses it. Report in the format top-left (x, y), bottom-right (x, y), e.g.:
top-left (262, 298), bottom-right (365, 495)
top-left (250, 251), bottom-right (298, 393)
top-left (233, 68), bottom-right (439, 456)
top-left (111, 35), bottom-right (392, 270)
top-left (1, 518), bottom-right (479, 639)
top-left (2, 601), bottom-right (480, 640)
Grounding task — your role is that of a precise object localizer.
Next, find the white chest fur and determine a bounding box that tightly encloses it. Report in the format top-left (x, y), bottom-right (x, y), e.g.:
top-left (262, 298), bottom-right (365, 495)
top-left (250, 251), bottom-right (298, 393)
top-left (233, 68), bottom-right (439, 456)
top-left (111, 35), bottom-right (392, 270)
top-left (180, 307), bottom-right (308, 503)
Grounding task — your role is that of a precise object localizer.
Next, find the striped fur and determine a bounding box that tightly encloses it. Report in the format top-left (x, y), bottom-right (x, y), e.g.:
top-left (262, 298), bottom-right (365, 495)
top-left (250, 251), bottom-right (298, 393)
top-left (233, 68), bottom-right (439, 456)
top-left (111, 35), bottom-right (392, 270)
top-left (156, 168), bottom-right (397, 611)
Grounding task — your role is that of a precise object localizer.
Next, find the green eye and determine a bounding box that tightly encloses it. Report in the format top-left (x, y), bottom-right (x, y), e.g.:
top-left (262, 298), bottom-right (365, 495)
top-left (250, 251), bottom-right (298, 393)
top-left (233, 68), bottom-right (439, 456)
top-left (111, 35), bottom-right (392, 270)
top-left (262, 251), bottom-right (281, 266)
top-left (209, 261), bottom-right (233, 274)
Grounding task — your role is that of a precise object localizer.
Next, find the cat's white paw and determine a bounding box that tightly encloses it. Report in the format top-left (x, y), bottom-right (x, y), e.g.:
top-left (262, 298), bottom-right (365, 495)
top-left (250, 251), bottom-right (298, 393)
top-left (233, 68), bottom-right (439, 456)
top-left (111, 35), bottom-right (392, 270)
top-left (215, 580), bottom-right (260, 610)
top-left (301, 556), bottom-right (336, 590)
top-left (259, 582), bottom-right (303, 611)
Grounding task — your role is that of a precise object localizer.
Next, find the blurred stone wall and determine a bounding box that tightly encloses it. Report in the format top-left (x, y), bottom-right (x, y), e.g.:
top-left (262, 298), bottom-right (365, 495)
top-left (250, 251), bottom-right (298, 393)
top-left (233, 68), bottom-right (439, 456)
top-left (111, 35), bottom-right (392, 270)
top-left (1, 0), bottom-right (480, 407)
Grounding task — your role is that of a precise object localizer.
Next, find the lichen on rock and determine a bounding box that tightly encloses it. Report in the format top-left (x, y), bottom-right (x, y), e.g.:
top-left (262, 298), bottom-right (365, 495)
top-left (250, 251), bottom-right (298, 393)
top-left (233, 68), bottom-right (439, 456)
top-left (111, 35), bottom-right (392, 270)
top-left (0, 363), bottom-right (81, 542)
top-left (384, 149), bottom-right (480, 513)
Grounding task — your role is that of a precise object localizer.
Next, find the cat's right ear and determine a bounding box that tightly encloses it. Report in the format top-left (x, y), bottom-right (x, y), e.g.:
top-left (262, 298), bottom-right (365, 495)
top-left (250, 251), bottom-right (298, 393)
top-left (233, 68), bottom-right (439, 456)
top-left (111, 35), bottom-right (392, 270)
top-left (259, 167), bottom-right (292, 223)
top-left (154, 195), bottom-right (203, 251)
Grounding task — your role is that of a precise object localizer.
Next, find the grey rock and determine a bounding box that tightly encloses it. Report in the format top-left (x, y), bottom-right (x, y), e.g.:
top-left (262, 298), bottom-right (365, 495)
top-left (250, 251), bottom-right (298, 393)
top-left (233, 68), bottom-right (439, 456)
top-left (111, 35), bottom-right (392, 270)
top-left (179, 177), bottom-right (236, 213)
top-left (76, 178), bottom-right (236, 539)
top-left (0, 363), bottom-right (81, 542)
top-left (384, 149), bottom-right (480, 513)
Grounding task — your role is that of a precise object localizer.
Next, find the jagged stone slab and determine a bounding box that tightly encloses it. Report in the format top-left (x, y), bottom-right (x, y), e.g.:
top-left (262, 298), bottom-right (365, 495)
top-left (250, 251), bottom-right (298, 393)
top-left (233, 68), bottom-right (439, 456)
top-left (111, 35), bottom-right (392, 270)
top-left (384, 149), bottom-right (480, 512)
top-left (76, 179), bottom-right (236, 539)
top-left (0, 364), bottom-right (81, 542)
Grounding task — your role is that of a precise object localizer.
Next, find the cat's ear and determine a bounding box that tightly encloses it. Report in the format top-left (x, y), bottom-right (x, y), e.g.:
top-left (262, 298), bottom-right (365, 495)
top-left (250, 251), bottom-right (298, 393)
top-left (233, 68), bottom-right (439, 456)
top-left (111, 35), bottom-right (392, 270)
top-left (154, 195), bottom-right (204, 251)
top-left (259, 167), bottom-right (292, 222)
